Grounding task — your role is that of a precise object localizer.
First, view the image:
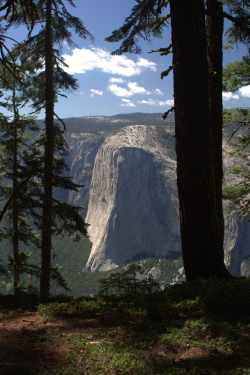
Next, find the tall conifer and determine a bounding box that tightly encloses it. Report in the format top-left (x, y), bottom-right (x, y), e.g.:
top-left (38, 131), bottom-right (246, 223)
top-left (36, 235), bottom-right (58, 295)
top-left (21, 0), bottom-right (91, 301)
top-left (106, 0), bottom-right (234, 279)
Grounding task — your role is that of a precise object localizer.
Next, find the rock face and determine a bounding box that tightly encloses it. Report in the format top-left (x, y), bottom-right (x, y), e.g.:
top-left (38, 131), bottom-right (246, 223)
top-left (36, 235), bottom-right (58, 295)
top-left (86, 126), bottom-right (181, 271)
top-left (62, 114), bottom-right (249, 275)
top-left (65, 132), bottom-right (105, 213)
top-left (224, 208), bottom-right (250, 275)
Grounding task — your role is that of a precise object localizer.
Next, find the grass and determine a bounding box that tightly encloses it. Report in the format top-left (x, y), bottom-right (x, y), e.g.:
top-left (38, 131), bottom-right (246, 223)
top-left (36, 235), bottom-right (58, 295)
top-left (2, 278), bottom-right (250, 374)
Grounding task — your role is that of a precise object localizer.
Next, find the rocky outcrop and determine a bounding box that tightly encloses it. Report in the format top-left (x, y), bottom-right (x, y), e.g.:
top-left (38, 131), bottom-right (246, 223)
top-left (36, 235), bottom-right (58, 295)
top-left (62, 115), bottom-right (249, 276)
top-left (83, 121), bottom-right (250, 273)
top-left (65, 131), bottom-right (105, 213)
top-left (86, 125), bottom-right (180, 271)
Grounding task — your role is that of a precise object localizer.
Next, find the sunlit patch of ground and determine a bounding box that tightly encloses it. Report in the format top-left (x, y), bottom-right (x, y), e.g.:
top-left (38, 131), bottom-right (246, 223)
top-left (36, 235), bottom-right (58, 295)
top-left (1, 278), bottom-right (250, 374)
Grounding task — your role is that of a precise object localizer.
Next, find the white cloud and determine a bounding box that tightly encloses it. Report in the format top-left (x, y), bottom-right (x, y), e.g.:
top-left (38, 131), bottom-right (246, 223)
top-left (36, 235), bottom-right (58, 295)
top-left (108, 84), bottom-right (132, 97)
top-left (127, 82), bottom-right (149, 95)
top-left (238, 85), bottom-right (250, 98)
top-left (90, 89), bottom-right (103, 97)
top-left (121, 98), bottom-right (136, 108)
top-left (223, 85), bottom-right (250, 102)
top-left (109, 77), bottom-right (125, 84)
top-left (138, 98), bottom-right (174, 107)
top-left (108, 81), bottom-right (149, 97)
top-left (138, 99), bottom-right (157, 106)
top-left (137, 58), bottom-right (157, 72)
top-left (223, 91), bottom-right (240, 101)
top-left (63, 48), bottom-right (157, 77)
top-left (154, 88), bottom-right (164, 96)
top-left (159, 99), bottom-right (174, 107)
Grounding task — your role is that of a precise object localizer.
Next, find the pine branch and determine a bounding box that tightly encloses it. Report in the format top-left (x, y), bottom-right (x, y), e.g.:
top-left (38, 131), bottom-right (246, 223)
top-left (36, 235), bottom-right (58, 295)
top-left (106, 0), bottom-right (170, 54)
top-left (0, 174), bottom-right (33, 223)
top-left (162, 106), bottom-right (174, 120)
top-left (150, 44), bottom-right (172, 55)
top-left (161, 65), bottom-right (173, 79)
top-left (223, 10), bottom-right (242, 25)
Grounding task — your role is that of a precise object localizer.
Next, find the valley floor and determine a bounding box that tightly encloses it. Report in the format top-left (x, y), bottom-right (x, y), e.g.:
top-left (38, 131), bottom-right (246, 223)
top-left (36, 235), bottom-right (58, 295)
top-left (1, 279), bottom-right (250, 374)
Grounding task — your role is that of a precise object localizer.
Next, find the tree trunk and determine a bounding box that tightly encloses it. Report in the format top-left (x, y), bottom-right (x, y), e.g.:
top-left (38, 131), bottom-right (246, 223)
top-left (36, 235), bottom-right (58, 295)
top-left (12, 88), bottom-right (20, 297)
top-left (207, 0), bottom-right (227, 272)
top-left (169, 0), bottom-right (229, 280)
top-left (40, 0), bottom-right (54, 302)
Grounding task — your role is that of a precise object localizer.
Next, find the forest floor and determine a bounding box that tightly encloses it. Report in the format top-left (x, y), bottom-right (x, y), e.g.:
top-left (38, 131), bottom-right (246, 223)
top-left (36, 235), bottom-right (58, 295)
top-left (1, 279), bottom-right (250, 374)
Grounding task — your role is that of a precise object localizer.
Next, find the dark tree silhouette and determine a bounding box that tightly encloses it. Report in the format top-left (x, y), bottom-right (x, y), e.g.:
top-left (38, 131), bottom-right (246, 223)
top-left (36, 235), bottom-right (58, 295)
top-left (106, 0), bottom-right (235, 279)
top-left (169, 0), bottom-right (230, 279)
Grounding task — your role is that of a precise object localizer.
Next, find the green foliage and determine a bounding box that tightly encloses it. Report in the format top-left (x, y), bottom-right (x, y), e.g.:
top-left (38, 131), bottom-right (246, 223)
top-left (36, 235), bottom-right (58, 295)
top-left (38, 296), bottom-right (104, 320)
top-left (0, 1), bottom-right (38, 77)
top-left (0, 53), bottom-right (44, 294)
top-left (166, 278), bottom-right (250, 319)
top-left (223, 1), bottom-right (250, 48)
top-left (99, 264), bottom-right (161, 297)
top-left (224, 153), bottom-right (250, 216)
top-left (105, 0), bottom-right (172, 98)
top-left (106, 0), bottom-right (170, 55)
top-left (223, 107), bottom-right (250, 215)
top-left (223, 108), bottom-right (250, 125)
top-left (223, 183), bottom-right (249, 200)
top-left (17, 0), bottom-right (92, 111)
top-left (0, 0), bottom-right (38, 28)
top-left (0, 235), bottom-right (93, 296)
top-left (0, 1), bottom-right (91, 298)
top-left (34, 278), bottom-right (250, 375)
top-left (223, 57), bottom-right (250, 91)
top-left (81, 341), bottom-right (148, 375)
top-left (98, 264), bottom-right (169, 321)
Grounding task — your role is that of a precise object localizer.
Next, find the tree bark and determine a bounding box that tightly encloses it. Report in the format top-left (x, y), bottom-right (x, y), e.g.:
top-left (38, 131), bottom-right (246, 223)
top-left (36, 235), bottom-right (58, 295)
top-left (40, 0), bottom-right (54, 302)
top-left (169, 0), bottom-right (229, 280)
top-left (206, 0), bottom-right (230, 276)
top-left (12, 87), bottom-right (20, 297)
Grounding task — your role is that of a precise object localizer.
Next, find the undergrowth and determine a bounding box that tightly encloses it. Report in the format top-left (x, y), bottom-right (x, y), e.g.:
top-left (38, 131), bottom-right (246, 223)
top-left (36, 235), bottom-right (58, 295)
top-left (34, 274), bottom-right (250, 374)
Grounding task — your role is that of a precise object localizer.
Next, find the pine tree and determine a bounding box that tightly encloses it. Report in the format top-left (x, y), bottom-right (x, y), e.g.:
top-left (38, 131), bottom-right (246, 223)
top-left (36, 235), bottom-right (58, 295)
top-left (17, 0), bottom-right (91, 301)
top-left (0, 0), bottom-right (38, 70)
top-left (0, 56), bottom-right (41, 296)
top-left (169, 0), bottom-right (230, 279)
top-left (40, 0), bottom-right (54, 303)
top-left (223, 0), bottom-right (250, 49)
top-left (106, 0), bottom-right (233, 279)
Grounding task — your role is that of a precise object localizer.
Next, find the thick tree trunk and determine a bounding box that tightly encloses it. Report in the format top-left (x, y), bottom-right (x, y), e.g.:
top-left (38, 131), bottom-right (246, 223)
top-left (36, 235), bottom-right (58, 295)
top-left (40, 0), bottom-right (54, 302)
top-left (207, 0), bottom-right (226, 269)
top-left (169, 0), bottom-right (229, 280)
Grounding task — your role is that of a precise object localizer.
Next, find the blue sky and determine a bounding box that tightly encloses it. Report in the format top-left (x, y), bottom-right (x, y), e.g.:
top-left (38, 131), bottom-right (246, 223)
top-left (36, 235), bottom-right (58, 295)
top-left (11, 0), bottom-right (250, 118)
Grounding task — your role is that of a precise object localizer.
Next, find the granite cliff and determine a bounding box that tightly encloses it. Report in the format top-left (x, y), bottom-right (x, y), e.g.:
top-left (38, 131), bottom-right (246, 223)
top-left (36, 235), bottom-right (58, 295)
top-left (86, 125), bottom-right (180, 271)
top-left (64, 114), bottom-right (250, 276)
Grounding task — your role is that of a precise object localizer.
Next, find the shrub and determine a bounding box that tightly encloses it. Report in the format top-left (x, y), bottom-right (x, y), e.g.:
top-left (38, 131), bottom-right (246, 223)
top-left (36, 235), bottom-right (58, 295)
top-left (166, 278), bottom-right (250, 320)
top-left (99, 264), bottom-right (161, 297)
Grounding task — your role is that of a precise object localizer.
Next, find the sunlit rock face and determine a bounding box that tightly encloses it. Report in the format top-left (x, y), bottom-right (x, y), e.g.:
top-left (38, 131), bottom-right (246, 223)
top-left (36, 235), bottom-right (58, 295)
top-left (85, 126), bottom-right (181, 271)
top-left (63, 115), bottom-right (250, 275)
